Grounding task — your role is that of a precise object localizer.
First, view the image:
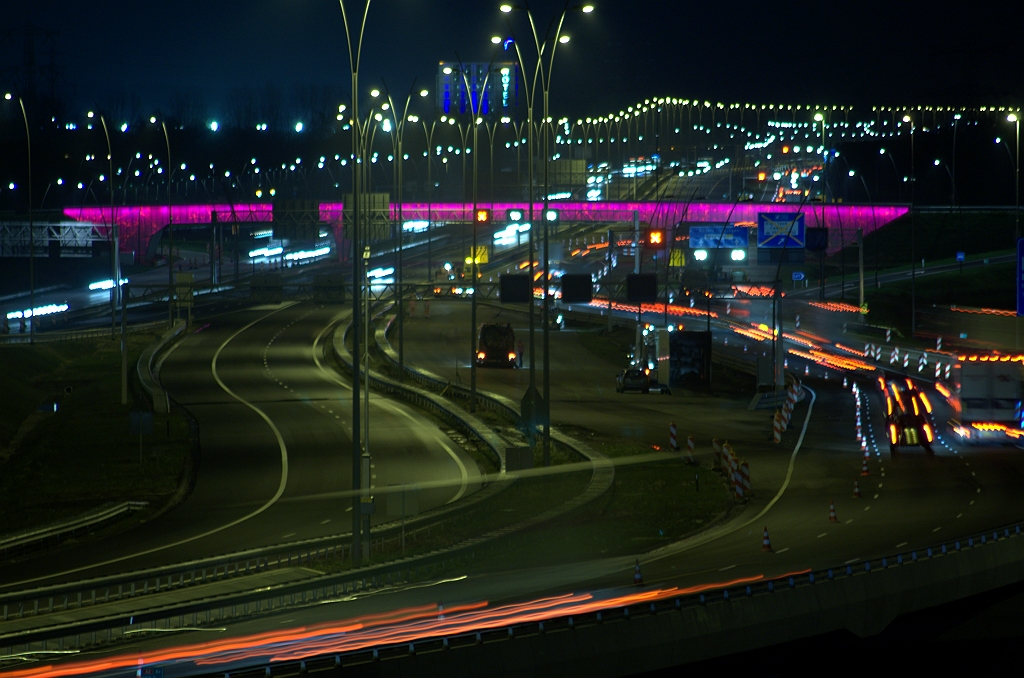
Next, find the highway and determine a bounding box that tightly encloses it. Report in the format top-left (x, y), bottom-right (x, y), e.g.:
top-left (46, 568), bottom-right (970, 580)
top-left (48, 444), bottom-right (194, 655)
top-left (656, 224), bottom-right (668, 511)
top-left (5, 222), bottom-right (1024, 676)
top-left (0, 302), bottom-right (480, 590)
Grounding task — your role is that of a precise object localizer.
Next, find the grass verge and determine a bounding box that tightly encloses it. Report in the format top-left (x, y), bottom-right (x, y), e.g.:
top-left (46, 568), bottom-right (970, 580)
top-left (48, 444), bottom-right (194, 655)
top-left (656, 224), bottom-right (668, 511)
top-left (0, 336), bottom-right (191, 535)
top-left (864, 261), bottom-right (1014, 334)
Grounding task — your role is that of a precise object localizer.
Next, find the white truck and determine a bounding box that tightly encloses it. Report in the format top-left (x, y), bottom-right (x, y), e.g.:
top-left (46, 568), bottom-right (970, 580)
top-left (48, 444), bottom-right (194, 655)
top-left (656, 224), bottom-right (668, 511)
top-left (949, 358), bottom-right (1024, 443)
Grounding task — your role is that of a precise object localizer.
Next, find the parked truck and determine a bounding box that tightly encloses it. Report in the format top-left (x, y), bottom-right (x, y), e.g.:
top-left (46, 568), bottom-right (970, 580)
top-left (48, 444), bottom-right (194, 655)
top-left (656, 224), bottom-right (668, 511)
top-left (948, 357), bottom-right (1024, 443)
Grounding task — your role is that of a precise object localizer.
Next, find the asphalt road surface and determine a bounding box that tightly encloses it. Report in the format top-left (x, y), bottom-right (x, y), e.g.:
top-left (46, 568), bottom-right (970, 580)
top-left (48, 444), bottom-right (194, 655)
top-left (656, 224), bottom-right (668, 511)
top-left (0, 302), bottom-right (480, 590)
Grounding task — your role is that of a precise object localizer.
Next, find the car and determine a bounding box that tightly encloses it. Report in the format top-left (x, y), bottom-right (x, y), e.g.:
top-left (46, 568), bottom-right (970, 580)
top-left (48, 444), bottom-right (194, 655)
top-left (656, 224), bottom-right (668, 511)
top-left (616, 367), bottom-right (651, 393)
top-left (885, 378), bottom-right (935, 456)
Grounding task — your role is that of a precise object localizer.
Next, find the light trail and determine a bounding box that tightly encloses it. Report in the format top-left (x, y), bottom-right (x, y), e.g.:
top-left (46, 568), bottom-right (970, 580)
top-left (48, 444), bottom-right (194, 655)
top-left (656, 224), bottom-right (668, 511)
top-left (1, 576), bottom-right (769, 677)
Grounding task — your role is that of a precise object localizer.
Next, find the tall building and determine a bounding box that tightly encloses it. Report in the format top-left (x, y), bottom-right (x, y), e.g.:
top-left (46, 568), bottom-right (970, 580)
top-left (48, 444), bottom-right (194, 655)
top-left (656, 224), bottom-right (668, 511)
top-left (436, 62), bottom-right (520, 118)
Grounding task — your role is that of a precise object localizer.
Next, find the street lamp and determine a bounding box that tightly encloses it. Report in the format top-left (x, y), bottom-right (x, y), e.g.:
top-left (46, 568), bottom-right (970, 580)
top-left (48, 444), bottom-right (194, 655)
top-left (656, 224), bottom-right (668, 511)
top-left (501, 0), bottom-right (594, 464)
top-left (381, 81), bottom-right (422, 382)
top-left (904, 113), bottom-right (916, 336)
top-left (1009, 113), bottom-right (1020, 242)
top-left (7, 93), bottom-right (35, 343)
top-left (337, 0), bottom-right (377, 567)
top-left (149, 116), bottom-right (174, 326)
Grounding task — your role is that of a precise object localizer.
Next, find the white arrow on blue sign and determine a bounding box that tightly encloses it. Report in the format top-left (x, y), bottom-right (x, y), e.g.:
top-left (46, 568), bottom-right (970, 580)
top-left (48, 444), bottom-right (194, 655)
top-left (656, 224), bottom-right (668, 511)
top-left (792, 271), bottom-right (806, 281)
top-left (758, 213), bottom-right (806, 248)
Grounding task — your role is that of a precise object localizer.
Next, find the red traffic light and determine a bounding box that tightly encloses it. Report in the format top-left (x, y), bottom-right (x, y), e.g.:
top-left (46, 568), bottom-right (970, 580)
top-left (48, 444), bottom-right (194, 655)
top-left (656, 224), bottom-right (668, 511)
top-left (475, 208), bottom-right (492, 224)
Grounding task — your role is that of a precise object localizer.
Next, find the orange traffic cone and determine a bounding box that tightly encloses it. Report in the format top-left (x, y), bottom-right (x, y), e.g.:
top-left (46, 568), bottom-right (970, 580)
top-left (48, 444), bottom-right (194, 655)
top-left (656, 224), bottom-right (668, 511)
top-left (853, 480), bottom-right (862, 498)
top-left (861, 456), bottom-right (870, 477)
top-left (828, 500), bottom-right (838, 523)
top-left (762, 526), bottom-right (773, 552)
top-left (633, 559), bottom-right (643, 585)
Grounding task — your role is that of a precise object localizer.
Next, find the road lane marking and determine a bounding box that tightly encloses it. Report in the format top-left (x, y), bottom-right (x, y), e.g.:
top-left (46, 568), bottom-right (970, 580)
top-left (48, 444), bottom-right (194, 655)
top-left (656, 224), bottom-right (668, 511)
top-left (646, 386), bottom-right (818, 566)
top-left (282, 533), bottom-right (295, 539)
top-left (896, 541), bottom-right (908, 548)
top-left (864, 506), bottom-right (871, 511)
top-left (933, 527), bottom-right (941, 532)
top-left (845, 519), bottom-right (853, 524)
top-left (817, 533), bottom-right (827, 539)
top-left (776, 548), bottom-right (790, 554)
top-left (7, 304), bottom-right (297, 587)
top-left (956, 513), bottom-right (963, 518)
top-left (718, 565), bottom-right (736, 571)
top-left (311, 309), bottom-right (471, 504)
top-left (873, 494), bottom-right (879, 499)
top-left (320, 519), bottom-right (331, 524)
top-left (844, 558), bottom-right (859, 565)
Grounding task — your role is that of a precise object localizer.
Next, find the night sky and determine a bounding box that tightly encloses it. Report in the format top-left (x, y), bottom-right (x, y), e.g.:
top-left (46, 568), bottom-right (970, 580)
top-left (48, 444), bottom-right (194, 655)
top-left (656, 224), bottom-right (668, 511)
top-left (4, 1), bottom-right (1022, 120)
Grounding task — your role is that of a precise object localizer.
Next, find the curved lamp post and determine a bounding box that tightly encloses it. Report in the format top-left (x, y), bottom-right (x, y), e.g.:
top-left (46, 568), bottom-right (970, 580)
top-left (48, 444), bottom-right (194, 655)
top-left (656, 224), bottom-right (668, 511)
top-left (500, 0), bottom-right (594, 464)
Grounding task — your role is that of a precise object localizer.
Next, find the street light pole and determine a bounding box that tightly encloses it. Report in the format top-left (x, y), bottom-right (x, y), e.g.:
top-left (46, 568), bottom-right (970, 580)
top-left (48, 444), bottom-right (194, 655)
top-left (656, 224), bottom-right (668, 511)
top-left (903, 114), bottom-right (916, 336)
top-left (1010, 113), bottom-right (1020, 242)
top-left (457, 63), bottom-right (494, 414)
top-left (501, 0), bottom-right (593, 466)
top-left (338, 0), bottom-right (375, 567)
top-left (15, 95), bottom-right (35, 344)
top-left (100, 115), bottom-right (127, 405)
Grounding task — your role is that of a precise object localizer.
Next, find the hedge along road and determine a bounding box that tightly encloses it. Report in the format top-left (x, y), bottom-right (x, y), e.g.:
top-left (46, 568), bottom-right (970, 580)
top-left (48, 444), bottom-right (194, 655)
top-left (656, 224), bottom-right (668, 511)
top-left (0, 302), bottom-right (480, 588)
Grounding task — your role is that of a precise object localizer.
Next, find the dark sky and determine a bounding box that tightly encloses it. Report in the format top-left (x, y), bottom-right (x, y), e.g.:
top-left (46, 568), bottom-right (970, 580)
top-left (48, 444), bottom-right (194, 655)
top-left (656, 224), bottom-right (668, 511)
top-left (4, 0), bottom-right (1022, 119)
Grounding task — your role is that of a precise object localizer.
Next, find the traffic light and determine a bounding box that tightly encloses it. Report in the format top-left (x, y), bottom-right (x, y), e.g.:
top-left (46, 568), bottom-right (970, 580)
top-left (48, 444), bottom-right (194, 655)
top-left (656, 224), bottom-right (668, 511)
top-left (506, 208), bottom-right (524, 222)
top-left (645, 228), bottom-right (665, 248)
top-left (475, 208), bottom-right (492, 224)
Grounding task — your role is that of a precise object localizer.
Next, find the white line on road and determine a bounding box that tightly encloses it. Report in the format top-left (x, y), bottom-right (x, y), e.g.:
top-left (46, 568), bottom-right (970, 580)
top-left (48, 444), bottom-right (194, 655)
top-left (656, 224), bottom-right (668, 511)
top-left (933, 527), bottom-right (942, 532)
top-left (776, 548), bottom-right (790, 554)
top-left (817, 533), bottom-right (828, 538)
top-left (7, 304), bottom-right (297, 587)
top-left (718, 565), bottom-right (736, 571)
top-left (896, 541), bottom-right (908, 548)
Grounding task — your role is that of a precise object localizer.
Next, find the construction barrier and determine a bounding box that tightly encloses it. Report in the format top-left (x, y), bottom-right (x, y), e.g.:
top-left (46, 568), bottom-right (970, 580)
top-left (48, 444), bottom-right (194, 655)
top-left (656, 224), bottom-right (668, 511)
top-left (686, 435), bottom-right (695, 464)
top-left (669, 422), bottom-right (678, 452)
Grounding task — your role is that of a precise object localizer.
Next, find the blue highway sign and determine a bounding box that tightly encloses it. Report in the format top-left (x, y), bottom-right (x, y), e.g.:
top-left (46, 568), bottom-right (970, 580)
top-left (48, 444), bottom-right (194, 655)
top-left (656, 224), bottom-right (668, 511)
top-left (688, 224), bottom-right (748, 249)
top-left (792, 271), bottom-right (805, 281)
top-left (757, 213), bottom-right (806, 249)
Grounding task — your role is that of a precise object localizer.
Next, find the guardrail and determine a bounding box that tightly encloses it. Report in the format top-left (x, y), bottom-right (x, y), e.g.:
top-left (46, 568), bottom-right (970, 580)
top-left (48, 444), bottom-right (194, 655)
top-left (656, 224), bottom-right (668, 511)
top-left (0, 320), bottom-right (169, 346)
top-left (5, 517), bottom-right (1022, 666)
top-left (136, 321), bottom-right (185, 414)
top-left (0, 502), bottom-right (149, 557)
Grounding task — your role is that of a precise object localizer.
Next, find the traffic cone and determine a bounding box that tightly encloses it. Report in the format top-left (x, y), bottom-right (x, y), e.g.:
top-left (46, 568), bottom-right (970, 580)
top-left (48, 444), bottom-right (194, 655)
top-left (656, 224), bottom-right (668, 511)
top-left (853, 480), bottom-right (862, 498)
top-left (828, 500), bottom-right (838, 523)
top-left (633, 559), bottom-right (643, 585)
top-left (762, 526), bottom-right (773, 552)
top-left (860, 455), bottom-right (870, 477)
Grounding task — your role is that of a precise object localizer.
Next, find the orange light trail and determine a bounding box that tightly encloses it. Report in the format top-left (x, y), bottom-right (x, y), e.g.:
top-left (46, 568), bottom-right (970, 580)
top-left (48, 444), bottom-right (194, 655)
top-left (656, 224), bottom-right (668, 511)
top-left (808, 301), bottom-right (861, 313)
top-left (6, 576), bottom-right (773, 678)
top-left (950, 306), bottom-right (1015, 317)
top-left (732, 284), bottom-right (775, 298)
top-left (935, 382), bottom-right (951, 398)
top-left (589, 298), bottom-right (718, 319)
top-left (834, 343), bottom-right (866, 357)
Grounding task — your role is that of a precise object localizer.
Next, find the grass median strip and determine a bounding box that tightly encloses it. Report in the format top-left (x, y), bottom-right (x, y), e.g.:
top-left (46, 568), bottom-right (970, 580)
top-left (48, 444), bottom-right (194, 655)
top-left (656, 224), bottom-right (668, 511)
top-left (0, 336), bottom-right (191, 537)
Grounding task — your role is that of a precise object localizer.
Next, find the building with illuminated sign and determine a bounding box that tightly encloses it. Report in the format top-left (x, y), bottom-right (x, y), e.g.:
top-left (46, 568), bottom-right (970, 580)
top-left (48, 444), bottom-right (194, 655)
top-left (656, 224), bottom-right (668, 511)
top-left (436, 62), bottom-right (520, 118)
